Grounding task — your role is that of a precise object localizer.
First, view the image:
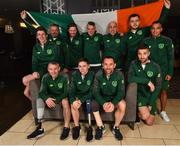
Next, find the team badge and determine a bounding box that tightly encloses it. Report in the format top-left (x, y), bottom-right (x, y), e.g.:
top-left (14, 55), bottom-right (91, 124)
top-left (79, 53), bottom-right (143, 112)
top-left (106, 40), bottom-right (110, 43)
top-left (58, 83), bottom-right (63, 88)
top-left (147, 71), bottom-right (153, 77)
top-left (137, 30), bottom-right (143, 35)
top-left (102, 82), bottom-right (106, 86)
top-left (86, 37), bottom-right (89, 40)
top-left (129, 36), bottom-right (132, 40)
top-left (78, 81), bottom-right (82, 84)
top-left (50, 84), bottom-right (53, 87)
top-left (94, 36), bottom-right (99, 42)
top-left (56, 41), bottom-right (61, 45)
top-left (158, 43), bottom-right (164, 49)
top-left (115, 38), bottom-right (120, 44)
top-left (75, 40), bottom-right (79, 45)
top-left (37, 52), bottom-right (41, 54)
top-left (87, 80), bottom-right (91, 86)
top-left (47, 49), bottom-right (52, 55)
top-left (112, 81), bottom-right (117, 87)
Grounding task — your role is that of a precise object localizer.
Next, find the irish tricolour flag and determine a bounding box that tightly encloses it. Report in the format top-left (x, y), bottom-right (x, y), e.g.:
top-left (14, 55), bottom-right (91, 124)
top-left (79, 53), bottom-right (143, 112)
top-left (26, 0), bottom-right (164, 36)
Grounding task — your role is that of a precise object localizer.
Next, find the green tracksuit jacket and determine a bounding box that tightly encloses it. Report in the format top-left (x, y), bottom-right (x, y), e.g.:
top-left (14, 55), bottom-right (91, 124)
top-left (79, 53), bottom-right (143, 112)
top-left (39, 72), bottom-right (69, 102)
top-left (93, 69), bottom-right (125, 106)
top-left (103, 33), bottom-right (125, 69)
top-left (69, 70), bottom-right (94, 104)
top-left (128, 60), bottom-right (162, 107)
top-left (82, 32), bottom-right (103, 64)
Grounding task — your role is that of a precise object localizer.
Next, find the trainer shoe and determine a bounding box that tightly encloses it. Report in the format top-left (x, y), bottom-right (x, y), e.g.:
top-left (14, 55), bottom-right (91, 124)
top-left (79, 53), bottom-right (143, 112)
top-left (160, 111), bottom-right (170, 122)
top-left (27, 127), bottom-right (44, 139)
top-left (86, 126), bottom-right (93, 142)
top-left (112, 126), bottom-right (123, 140)
top-left (95, 126), bottom-right (106, 140)
top-left (72, 125), bottom-right (81, 140)
top-left (60, 127), bottom-right (70, 140)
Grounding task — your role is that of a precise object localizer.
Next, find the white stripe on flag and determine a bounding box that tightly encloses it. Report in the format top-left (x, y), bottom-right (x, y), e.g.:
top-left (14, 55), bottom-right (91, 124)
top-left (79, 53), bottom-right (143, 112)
top-left (72, 11), bottom-right (117, 35)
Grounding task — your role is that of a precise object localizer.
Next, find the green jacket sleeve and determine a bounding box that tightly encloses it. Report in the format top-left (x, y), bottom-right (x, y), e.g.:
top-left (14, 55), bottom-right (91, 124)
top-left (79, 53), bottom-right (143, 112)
top-left (167, 40), bottom-right (174, 76)
top-left (128, 62), bottom-right (150, 84)
top-left (149, 64), bottom-right (162, 106)
top-left (32, 46), bottom-right (39, 73)
top-left (69, 75), bottom-right (77, 104)
top-left (55, 74), bottom-right (69, 101)
top-left (39, 75), bottom-right (49, 101)
top-left (112, 72), bottom-right (125, 105)
top-left (58, 41), bottom-right (66, 69)
top-left (158, 6), bottom-right (169, 24)
top-left (93, 73), bottom-right (106, 106)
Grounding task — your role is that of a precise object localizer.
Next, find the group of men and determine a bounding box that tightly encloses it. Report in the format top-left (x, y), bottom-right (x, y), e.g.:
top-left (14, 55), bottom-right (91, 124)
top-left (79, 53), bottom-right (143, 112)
top-left (20, 0), bottom-right (174, 142)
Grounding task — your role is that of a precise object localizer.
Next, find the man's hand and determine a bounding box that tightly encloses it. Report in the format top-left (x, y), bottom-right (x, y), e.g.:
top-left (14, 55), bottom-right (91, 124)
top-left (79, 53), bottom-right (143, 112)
top-left (103, 102), bottom-right (114, 112)
top-left (164, 0), bottom-right (171, 9)
top-left (72, 99), bottom-right (81, 110)
top-left (46, 97), bottom-right (56, 108)
top-left (165, 74), bottom-right (172, 81)
top-left (20, 10), bottom-right (27, 20)
top-left (148, 81), bottom-right (155, 92)
top-left (32, 72), bottom-right (40, 79)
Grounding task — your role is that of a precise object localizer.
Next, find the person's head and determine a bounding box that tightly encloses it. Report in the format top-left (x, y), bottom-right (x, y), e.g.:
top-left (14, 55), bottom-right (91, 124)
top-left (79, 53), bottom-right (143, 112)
top-left (87, 21), bottom-right (96, 36)
top-left (78, 58), bottom-right (90, 76)
top-left (128, 14), bottom-right (140, 30)
top-left (47, 62), bottom-right (60, 79)
top-left (49, 23), bottom-right (60, 38)
top-left (102, 56), bottom-right (116, 75)
top-left (108, 21), bottom-right (117, 36)
top-left (68, 23), bottom-right (78, 38)
top-left (36, 26), bottom-right (48, 44)
top-left (151, 21), bottom-right (162, 37)
top-left (137, 45), bottom-right (150, 64)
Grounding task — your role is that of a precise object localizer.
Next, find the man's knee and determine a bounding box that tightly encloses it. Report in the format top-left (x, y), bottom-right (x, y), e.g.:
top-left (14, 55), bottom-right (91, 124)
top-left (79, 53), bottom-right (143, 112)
top-left (61, 98), bottom-right (70, 109)
top-left (117, 100), bottom-right (126, 112)
top-left (91, 100), bottom-right (100, 112)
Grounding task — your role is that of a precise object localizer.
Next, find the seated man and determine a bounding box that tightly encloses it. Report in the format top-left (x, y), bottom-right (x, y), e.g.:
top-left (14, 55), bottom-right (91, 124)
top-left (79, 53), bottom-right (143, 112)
top-left (128, 45), bottom-right (162, 125)
top-left (92, 56), bottom-right (126, 140)
top-left (27, 62), bottom-right (71, 140)
top-left (69, 58), bottom-right (94, 141)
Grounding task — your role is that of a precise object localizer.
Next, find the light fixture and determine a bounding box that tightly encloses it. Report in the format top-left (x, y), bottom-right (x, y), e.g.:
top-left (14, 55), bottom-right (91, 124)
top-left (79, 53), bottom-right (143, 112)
top-left (4, 24), bottom-right (14, 34)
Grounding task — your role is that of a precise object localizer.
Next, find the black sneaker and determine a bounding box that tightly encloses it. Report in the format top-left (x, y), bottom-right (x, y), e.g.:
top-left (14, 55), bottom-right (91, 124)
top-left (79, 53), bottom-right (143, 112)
top-left (60, 127), bottom-right (70, 140)
top-left (95, 126), bottom-right (105, 140)
top-left (27, 127), bottom-right (44, 139)
top-left (112, 126), bottom-right (123, 140)
top-left (72, 125), bottom-right (81, 140)
top-left (86, 126), bottom-right (93, 142)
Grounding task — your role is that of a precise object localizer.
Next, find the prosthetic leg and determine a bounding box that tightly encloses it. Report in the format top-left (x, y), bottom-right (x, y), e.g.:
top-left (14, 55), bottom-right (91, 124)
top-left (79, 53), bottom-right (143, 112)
top-left (86, 99), bottom-right (93, 141)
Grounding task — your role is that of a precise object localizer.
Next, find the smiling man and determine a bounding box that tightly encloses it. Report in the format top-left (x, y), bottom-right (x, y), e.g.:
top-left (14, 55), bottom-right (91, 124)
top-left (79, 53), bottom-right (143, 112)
top-left (128, 45), bottom-right (162, 125)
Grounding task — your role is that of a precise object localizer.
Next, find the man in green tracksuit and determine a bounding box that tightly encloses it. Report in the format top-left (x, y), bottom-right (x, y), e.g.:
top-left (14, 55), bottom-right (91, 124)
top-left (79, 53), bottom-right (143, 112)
top-left (82, 21), bottom-right (103, 70)
top-left (27, 62), bottom-right (71, 140)
top-left (69, 58), bottom-right (94, 141)
top-left (92, 56), bottom-right (126, 141)
top-left (65, 23), bottom-right (83, 70)
top-left (142, 21), bottom-right (174, 122)
top-left (123, 0), bottom-right (171, 71)
top-left (103, 21), bottom-right (125, 70)
top-left (128, 45), bottom-right (162, 125)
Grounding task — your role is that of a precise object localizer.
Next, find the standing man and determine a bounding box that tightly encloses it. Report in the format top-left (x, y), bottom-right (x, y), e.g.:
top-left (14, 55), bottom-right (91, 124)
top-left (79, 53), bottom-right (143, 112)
top-left (22, 27), bottom-right (63, 100)
top-left (69, 58), bottom-right (94, 141)
top-left (143, 21), bottom-right (174, 122)
top-left (82, 21), bottom-right (103, 70)
top-left (92, 56), bottom-right (126, 140)
top-left (123, 0), bottom-right (171, 70)
top-left (27, 62), bottom-right (71, 140)
top-left (65, 23), bottom-right (83, 71)
top-left (103, 21), bottom-right (125, 70)
top-left (128, 45), bottom-right (162, 125)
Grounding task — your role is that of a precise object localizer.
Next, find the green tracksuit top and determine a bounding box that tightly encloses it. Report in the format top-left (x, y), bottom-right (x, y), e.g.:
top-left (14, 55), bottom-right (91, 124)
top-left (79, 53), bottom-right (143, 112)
top-left (103, 33), bottom-right (125, 69)
top-left (143, 35), bottom-right (174, 77)
top-left (32, 41), bottom-right (64, 77)
top-left (93, 69), bottom-right (125, 106)
top-left (128, 60), bottom-right (162, 106)
top-left (65, 35), bottom-right (83, 69)
top-left (39, 72), bottom-right (69, 102)
top-left (124, 6), bottom-right (169, 70)
top-left (82, 32), bottom-right (103, 64)
top-left (69, 70), bottom-right (94, 104)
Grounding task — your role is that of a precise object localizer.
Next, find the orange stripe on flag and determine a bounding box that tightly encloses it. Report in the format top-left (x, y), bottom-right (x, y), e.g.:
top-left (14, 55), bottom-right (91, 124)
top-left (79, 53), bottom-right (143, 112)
top-left (117, 0), bottom-right (164, 33)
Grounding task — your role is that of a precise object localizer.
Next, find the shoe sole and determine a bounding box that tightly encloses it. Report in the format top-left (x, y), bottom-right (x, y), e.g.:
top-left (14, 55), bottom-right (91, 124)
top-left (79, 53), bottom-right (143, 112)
top-left (112, 130), bottom-right (123, 141)
top-left (28, 133), bottom-right (45, 140)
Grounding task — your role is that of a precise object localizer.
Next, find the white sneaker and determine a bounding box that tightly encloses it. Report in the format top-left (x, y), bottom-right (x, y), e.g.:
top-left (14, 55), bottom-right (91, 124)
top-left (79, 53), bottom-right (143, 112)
top-left (160, 111), bottom-right (170, 122)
